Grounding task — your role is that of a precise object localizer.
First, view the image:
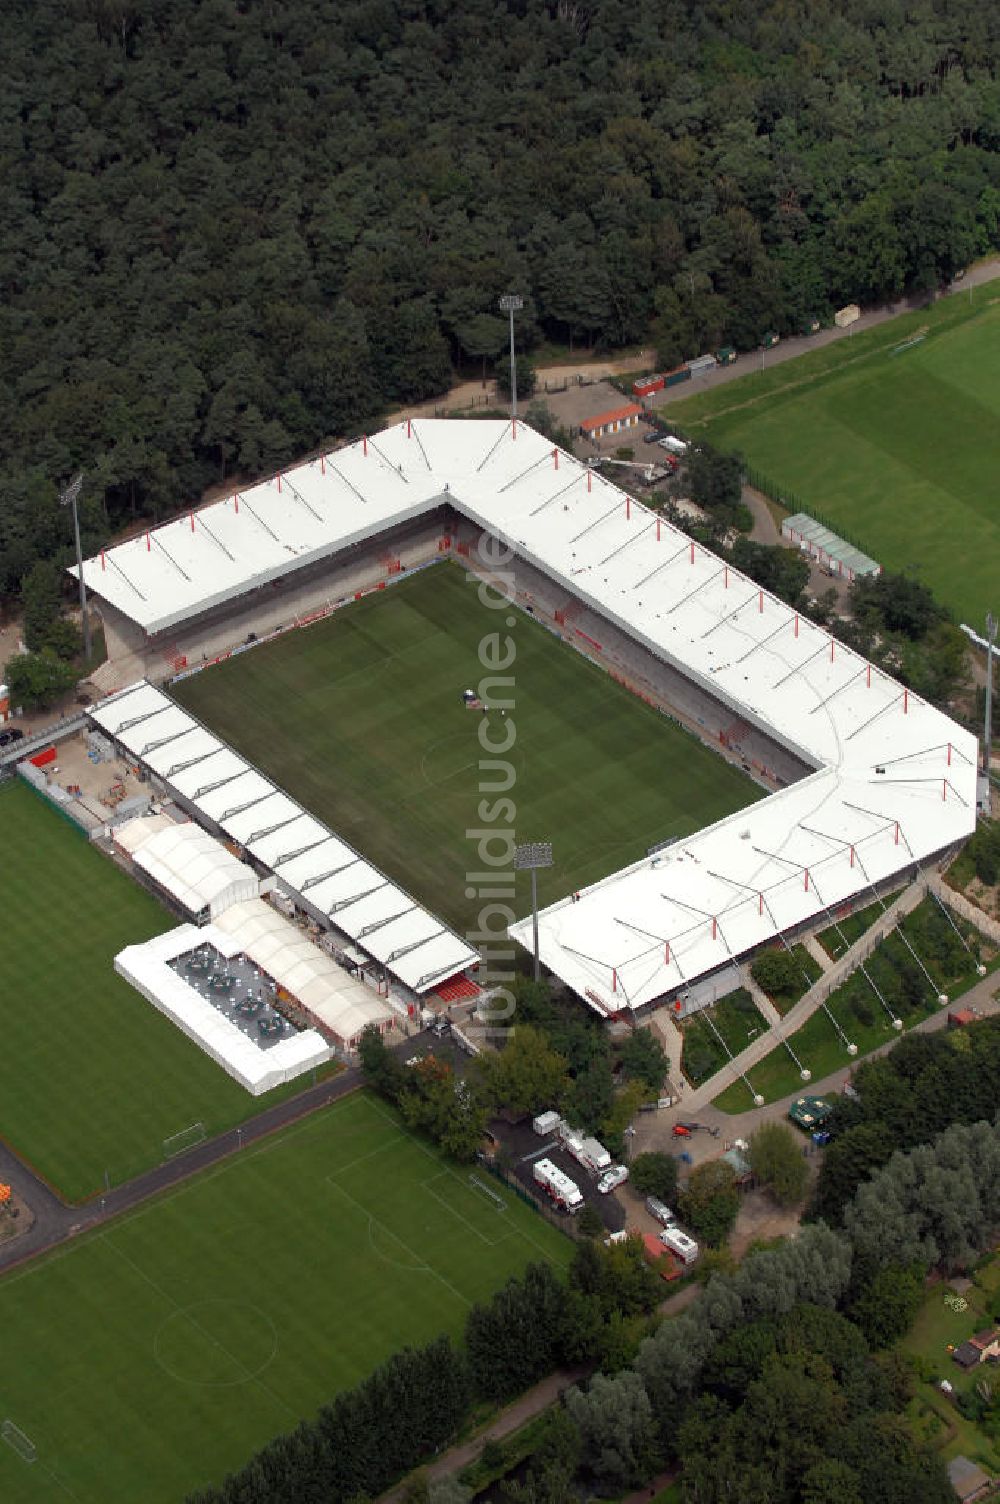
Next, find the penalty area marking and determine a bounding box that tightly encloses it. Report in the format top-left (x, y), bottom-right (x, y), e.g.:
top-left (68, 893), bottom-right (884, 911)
top-left (1, 1419), bottom-right (36, 1464)
top-left (421, 1172), bottom-right (513, 1250)
top-left (325, 1178), bottom-right (472, 1306)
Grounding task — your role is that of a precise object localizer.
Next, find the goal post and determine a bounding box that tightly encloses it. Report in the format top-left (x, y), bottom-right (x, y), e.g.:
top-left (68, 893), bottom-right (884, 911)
top-left (162, 1121), bottom-right (207, 1159)
top-left (2, 1420), bottom-right (37, 1463)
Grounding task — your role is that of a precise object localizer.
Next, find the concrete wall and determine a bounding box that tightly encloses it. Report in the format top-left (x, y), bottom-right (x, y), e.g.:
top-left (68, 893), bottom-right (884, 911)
top-left (451, 521), bottom-right (812, 791)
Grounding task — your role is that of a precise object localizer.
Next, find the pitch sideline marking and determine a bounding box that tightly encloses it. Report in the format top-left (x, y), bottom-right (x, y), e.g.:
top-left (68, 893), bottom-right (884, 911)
top-left (363, 1098), bottom-right (564, 1265)
top-left (325, 1178), bottom-right (472, 1307)
top-left (421, 1172), bottom-right (514, 1250)
top-left (98, 1234), bottom-right (297, 1419)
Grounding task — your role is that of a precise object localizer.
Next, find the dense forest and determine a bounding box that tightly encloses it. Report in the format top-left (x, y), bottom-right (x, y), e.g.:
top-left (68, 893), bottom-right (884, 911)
top-left (4, 0), bottom-right (1000, 599)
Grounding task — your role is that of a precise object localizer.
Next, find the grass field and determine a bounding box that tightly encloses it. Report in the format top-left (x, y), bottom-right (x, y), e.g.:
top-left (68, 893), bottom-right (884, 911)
top-left (713, 898), bottom-right (992, 1112)
top-left (172, 562), bottom-right (759, 933)
top-left (669, 294), bottom-right (1000, 626)
top-left (0, 1092), bottom-right (570, 1504)
top-left (680, 988), bottom-right (766, 1086)
top-left (901, 1256), bottom-right (1000, 1473)
top-left (0, 780), bottom-right (326, 1202)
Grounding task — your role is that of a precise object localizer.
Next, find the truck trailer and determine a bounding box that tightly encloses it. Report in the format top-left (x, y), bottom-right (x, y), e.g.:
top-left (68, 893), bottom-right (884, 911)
top-left (559, 1124), bottom-right (612, 1174)
top-left (532, 1158), bottom-right (583, 1213)
top-left (660, 1226), bottom-right (699, 1264)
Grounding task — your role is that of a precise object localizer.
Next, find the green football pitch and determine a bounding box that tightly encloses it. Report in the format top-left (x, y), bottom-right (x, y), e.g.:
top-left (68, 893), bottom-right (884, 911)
top-left (0, 1092), bottom-right (570, 1504)
top-left (670, 296), bottom-right (1000, 627)
top-left (0, 780), bottom-right (323, 1203)
top-left (173, 561), bottom-right (759, 933)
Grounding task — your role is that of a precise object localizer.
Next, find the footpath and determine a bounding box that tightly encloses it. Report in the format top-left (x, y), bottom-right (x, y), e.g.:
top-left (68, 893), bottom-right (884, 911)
top-left (380, 1284), bottom-right (697, 1503)
top-left (0, 1063), bottom-right (366, 1276)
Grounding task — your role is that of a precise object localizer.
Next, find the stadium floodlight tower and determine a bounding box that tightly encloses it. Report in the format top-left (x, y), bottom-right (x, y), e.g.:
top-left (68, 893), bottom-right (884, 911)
top-left (499, 294), bottom-right (524, 420)
top-left (60, 471), bottom-right (91, 661)
top-left (985, 611), bottom-right (997, 777)
top-left (514, 840), bottom-right (553, 981)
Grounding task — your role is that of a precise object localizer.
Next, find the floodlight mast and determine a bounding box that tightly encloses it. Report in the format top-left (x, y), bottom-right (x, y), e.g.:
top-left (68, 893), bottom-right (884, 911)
top-left (514, 840), bottom-right (553, 981)
top-left (986, 611), bottom-right (998, 777)
top-left (499, 295), bottom-right (524, 421)
top-left (60, 472), bottom-right (91, 661)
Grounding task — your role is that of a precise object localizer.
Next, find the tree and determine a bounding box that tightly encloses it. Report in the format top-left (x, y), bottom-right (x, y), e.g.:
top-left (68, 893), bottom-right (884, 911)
top-left (358, 1024), bottom-right (406, 1102)
top-left (495, 354), bottom-right (537, 402)
top-left (3, 649), bottom-right (77, 710)
top-left (750, 948), bottom-right (802, 1002)
top-left (629, 1152), bottom-right (679, 1205)
top-left (849, 1263), bottom-right (926, 1349)
top-left (678, 1161), bottom-right (739, 1248)
top-left (619, 1028), bottom-right (668, 1093)
top-left (477, 1025), bottom-right (569, 1120)
top-left (685, 445), bottom-right (743, 519)
top-left (748, 1123), bottom-right (810, 1206)
top-left (577, 1203), bottom-right (604, 1239)
top-left (730, 537), bottom-right (810, 608)
top-left (564, 1371), bottom-right (657, 1489)
top-left (564, 1059), bottom-right (614, 1137)
top-left (602, 1078), bottom-right (650, 1151)
top-left (44, 615), bottom-right (83, 661)
top-left (466, 1263), bottom-right (568, 1402)
top-left (20, 559), bottom-right (63, 651)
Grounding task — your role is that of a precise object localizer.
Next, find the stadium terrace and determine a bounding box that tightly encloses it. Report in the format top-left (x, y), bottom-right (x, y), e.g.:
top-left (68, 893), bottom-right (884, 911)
top-left (76, 420), bottom-right (978, 1018)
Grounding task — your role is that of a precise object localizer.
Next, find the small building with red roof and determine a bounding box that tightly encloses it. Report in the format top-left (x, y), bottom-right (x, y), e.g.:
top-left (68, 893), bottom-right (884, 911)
top-left (580, 402), bottom-right (643, 440)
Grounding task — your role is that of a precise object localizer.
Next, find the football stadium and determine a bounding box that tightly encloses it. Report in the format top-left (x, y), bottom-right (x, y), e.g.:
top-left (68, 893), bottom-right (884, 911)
top-left (60, 417), bottom-right (978, 1069)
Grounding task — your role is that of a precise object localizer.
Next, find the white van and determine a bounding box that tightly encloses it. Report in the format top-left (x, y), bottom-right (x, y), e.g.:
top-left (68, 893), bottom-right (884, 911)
top-left (645, 1196), bottom-right (673, 1226)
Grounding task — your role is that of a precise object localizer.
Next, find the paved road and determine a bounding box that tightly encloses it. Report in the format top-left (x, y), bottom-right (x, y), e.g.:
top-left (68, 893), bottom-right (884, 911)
top-left (653, 257), bottom-right (1000, 413)
top-left (0, 1061), bottom-right (368, 1276)
top-left (636, 967), bottom-right (1000, 1167)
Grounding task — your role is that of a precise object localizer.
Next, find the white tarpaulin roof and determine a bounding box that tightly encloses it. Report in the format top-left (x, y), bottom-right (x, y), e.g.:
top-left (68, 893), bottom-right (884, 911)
top-left (114, 815), bottom-right (259, 918)
top-left (90, 679), bottom-right (479, 992)
top-left (115, 923), bottom-right (332, 1095)
top-left (212, 900), bottom-right (392, 1045)
top-left (87, 421), bottom-right (978, 1013)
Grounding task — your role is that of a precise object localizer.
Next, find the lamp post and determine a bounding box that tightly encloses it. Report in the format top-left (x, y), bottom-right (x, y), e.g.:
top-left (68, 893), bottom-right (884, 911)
top-left (499, 295), bottom-right (523, 420)
top-left (514, 840), bottom-right (553, 981)
top-left (60, 473), bottom-right (91, 662)
top-left (985, 612), bottom-right (998, 777)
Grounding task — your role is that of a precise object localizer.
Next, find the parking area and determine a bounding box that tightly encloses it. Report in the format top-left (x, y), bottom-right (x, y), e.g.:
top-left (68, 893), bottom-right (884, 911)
top-left (486, 1115), bottom-right (628, 1233)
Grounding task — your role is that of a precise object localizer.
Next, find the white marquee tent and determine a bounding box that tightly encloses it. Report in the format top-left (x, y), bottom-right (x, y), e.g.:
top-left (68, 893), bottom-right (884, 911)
top-left (90, 680), bottom-right (479, 994)
top-left (114, 814), bottom-right (259, 918)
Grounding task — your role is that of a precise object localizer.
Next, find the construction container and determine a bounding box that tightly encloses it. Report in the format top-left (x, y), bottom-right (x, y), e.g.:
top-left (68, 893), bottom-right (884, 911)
top-left (834, 304), bottom-right (860, 328)
top-left (532, 1109), bottom-right (562, 1136)
top-left (762, 331), bottom-right (780, 349)
top-left (688, 353), bottom-right (716, 375)
top-left (662, 365), bottom-right (691, 388)
top-left (715, 346), bottom-right (737, 365)
top-left (633, 374), bottom-right (665, 399)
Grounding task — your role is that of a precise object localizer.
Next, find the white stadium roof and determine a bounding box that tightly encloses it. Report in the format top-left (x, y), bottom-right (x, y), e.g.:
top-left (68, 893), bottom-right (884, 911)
top-left (83, 421), bottom-right (977, 1014)
top-left (89, 678), bottom-right (479, 994)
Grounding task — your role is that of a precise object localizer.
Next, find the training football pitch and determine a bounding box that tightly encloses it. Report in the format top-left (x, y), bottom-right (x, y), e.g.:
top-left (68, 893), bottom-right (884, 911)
top-left (671, 296), bottom-right (1000, 627)
top-left (0, 780), bottom-right (320, 1203)
top-left (173, 561), bottom-right (759, 933)
top-left (0, 1092), bottom-right (569, 1504)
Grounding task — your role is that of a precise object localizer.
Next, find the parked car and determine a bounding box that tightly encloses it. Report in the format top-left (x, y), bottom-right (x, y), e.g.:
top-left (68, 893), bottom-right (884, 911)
top-left (0, 729), bottom-right (23, 747)
top-left (672, 1124), bottom-right (692, 1138)
top-left (597, 1164), bottom-right (629, 1195)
